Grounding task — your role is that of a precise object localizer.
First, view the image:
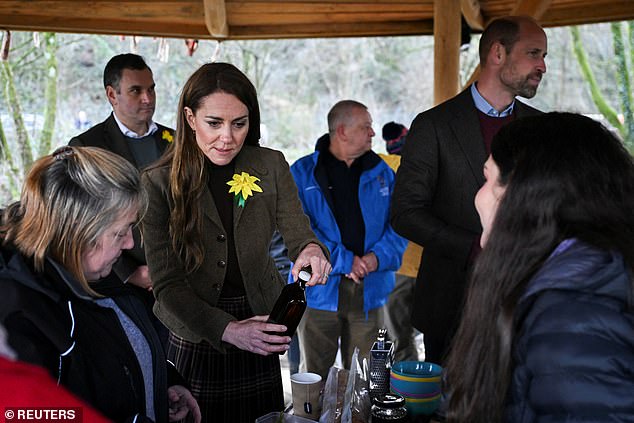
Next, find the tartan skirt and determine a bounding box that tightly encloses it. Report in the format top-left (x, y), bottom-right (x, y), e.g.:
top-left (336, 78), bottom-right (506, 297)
top-left (167, 295), bottom-right (284, 423)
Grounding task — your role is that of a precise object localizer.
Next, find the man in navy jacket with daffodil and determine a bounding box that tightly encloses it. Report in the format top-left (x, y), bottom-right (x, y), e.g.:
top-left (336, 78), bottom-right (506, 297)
top-left (69, 53), bottom-right (173, 345)
top-left (291, 100), bottom-right (407, 380)
top-left (69, 53), bottom-right (173, 288)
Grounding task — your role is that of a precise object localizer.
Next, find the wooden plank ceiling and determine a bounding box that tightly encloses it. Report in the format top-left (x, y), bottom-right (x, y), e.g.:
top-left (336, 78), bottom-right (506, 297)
top-left (0, 0), bottom-right (633, 40)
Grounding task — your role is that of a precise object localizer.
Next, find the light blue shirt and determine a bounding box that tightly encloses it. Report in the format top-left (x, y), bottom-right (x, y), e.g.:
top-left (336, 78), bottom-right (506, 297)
top-left (113, 112), bottom-right (158, 138)
top-left (470, 83), bottom-right (515, 117)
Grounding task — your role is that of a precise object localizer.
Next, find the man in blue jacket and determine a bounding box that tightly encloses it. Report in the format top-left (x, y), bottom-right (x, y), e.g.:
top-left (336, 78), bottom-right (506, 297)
top-left (291, 100), bottom-right (407, 380)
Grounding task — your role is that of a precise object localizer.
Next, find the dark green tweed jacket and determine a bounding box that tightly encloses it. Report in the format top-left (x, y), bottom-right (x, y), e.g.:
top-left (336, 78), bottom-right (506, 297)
top-left (141, 145), bottom-right (327, 353)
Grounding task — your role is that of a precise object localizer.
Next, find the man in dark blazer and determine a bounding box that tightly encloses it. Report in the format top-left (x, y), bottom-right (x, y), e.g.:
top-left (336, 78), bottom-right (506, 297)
top-left (390, 16), bottom-right (548, 364)
top-left (70, 53), bottom-right (173, 289)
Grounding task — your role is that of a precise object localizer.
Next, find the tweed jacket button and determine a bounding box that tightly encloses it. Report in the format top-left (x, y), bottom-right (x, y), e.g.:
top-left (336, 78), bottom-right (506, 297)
top-left (217, 260), bottom-right (226, 268)
top-left (217, 234), bottom-right (226, 242)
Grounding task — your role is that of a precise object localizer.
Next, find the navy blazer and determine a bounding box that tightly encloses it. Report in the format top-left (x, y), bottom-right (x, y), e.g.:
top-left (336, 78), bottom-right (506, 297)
top-left (69, 113), bottom-right (172, 169)
top-left (69, 113), bottom-right (173, 280)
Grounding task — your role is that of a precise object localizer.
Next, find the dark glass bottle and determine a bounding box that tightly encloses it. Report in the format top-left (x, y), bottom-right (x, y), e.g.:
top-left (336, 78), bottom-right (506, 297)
top-left (267, 267), bottom-right (310, 339)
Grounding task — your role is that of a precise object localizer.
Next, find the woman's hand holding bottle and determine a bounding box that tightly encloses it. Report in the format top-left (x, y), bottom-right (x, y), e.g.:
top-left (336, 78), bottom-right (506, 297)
top-left (292, 242), bottom-right (331, 285)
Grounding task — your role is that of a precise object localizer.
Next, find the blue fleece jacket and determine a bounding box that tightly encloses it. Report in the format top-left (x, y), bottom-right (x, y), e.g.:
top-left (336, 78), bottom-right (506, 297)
top-left (290, 148), bottom-right (407, 314)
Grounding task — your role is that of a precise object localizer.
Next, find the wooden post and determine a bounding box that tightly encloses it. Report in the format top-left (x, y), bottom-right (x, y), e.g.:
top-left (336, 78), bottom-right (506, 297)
top-left (434, 0), bottom-right (462, 105)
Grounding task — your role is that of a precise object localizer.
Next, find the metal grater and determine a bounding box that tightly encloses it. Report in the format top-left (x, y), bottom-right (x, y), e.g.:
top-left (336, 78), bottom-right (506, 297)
top-left (369, 328), bottom-right (394, 399)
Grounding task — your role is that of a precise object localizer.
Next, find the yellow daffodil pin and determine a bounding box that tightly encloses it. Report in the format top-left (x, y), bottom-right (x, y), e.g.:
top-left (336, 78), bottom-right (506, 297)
top-left (227, 172), bottom-right (263, 207)
top-left (162, 129), bottom-right (173, 143)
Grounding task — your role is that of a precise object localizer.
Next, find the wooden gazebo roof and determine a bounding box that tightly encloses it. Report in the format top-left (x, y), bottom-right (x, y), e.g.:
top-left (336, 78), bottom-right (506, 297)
top-left (1, 0), bottom-right (633, 41)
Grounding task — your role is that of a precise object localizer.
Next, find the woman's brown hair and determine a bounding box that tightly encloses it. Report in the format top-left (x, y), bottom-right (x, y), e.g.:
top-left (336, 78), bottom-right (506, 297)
top-left (149, 62), bottom-right (261, 273)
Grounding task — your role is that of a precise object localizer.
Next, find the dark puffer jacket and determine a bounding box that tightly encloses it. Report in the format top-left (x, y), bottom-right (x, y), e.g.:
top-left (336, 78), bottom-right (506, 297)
top-left (0, 245), bottom-right (183, 423)
top-left (505, 239), bottom-right (634, 422)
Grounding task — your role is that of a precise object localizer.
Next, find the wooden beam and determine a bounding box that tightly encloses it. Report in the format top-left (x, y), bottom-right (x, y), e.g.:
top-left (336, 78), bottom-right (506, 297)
top-left (229, 11), bottom-right (427, 26)
top-left (461, 0), bottom-right (484, 31)
top-left (204, 0), bottom-right (228, 38)
top-left (0, 0), bottom-right (632, 42)
top-left (229, 20), bottom-right (434, 39)
top-left (539, 1), bottom-right (634, 27)
top-left (434, 0), bottom-right (461, 105)
top-left (0, 1), bottom-right (202, 25)
top-left (227, 2), bottom-right (432, 17)
top-left (0, 1), bottom-right (434, 40)
top-left (0, 17), bottom-right (434, 40)
top-left (511, 0), bottom-right (553, 19)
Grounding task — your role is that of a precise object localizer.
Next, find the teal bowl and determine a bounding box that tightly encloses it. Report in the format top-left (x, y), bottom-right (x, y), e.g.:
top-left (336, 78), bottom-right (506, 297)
top-left (402, 393), bottom-right (441, 416)
top-left (390, 361), bottom-right (442, 416)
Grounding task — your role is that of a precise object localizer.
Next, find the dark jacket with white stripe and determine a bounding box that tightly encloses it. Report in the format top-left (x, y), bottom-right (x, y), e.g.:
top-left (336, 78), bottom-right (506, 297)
top-left (0, 244), bottom-right (182, 423)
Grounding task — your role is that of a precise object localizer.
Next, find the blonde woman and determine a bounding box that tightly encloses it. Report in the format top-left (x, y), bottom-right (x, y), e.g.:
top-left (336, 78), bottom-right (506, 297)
top-left (0, 146), bottom-right (200, 423)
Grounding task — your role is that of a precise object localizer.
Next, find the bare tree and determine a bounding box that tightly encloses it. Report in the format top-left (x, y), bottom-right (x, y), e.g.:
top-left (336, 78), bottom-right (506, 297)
top-left (571, 22), bottom-right (633, 151)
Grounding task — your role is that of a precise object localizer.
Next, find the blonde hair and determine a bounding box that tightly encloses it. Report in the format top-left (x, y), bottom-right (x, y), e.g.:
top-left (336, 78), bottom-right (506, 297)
top-left (1, 146), bottom-right (147, 296)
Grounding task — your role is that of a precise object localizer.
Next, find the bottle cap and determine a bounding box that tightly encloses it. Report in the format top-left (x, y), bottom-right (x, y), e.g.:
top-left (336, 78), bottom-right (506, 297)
top-left (298, 270), bottom-right (311, 282)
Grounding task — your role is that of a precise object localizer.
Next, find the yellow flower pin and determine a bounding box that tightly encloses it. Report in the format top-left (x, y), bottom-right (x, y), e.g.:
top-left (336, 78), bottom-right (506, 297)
top-left (162, 129), bottom-right (173, 143)
top-left (227, 172), bottom-right (263, 207)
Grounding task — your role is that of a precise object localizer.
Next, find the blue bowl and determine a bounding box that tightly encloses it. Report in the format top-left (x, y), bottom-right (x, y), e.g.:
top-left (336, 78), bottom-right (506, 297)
top-left (402, 394), bottom-right (442, 416)
top-left (390, 361), bottom-right (442, 416)
top-left (392, 361), bottom-right (442, 379)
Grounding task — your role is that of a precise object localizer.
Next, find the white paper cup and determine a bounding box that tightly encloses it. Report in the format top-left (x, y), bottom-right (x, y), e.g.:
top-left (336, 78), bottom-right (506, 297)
top-left (290, 372), bottom-right (322, 420)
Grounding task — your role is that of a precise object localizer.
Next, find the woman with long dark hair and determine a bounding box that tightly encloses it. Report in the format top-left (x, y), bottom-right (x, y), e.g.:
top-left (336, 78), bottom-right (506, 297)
top-left (142, 63), bottom-right (331, 422)
top-left (443, 112), bottom-right (634, 422)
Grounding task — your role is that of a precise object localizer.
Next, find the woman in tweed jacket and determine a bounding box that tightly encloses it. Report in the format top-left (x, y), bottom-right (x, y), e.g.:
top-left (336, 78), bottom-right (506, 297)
top-left (142, 63), bottom-right (330, 422)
